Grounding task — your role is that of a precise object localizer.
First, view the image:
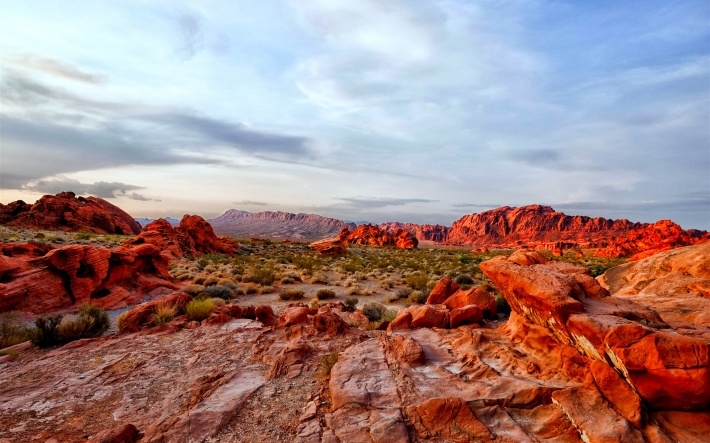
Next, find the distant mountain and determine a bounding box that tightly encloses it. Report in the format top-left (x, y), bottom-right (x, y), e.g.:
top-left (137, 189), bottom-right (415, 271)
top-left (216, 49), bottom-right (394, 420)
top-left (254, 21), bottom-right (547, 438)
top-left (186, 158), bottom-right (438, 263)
top-left (134, 217), bottom-right (180, 228)
top-left (379, 222), bottom-right (449, 242)
top-left (208, 209), bottom-right (356, 240)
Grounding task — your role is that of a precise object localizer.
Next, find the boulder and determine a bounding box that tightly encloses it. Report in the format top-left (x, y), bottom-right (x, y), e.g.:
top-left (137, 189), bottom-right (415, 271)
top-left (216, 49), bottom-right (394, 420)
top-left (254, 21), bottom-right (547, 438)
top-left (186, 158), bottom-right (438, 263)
top-left (339, 224), bottom-right (418, 249)
top-left (309, 238), bottom-right (347, 256)
top-left (278, 307), bottom-right (310, 327)
top-left (449, 305), bottom-right (483, 328)
top-left (425, 277), bottom-right (460, 305)
top-left (410, 304), bottom-right (449, 329)
top-left (443, 286), bottom-right (496, 317)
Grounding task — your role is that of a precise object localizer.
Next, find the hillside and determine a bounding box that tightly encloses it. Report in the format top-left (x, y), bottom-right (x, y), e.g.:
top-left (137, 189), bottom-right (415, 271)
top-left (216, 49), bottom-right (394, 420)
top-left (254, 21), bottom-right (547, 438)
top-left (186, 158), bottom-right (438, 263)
top-left (208, 209), bottom-right (355, 240)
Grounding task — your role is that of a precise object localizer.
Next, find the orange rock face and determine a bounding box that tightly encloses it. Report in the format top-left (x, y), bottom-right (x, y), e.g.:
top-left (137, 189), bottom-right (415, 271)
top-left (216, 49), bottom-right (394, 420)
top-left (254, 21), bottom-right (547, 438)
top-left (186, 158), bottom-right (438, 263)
top-left (596, 219), bottom-right (709, 260)
top-left (0, 242), bottom-right (177, 314)
top-left (122, 215), bottom-right (239, 258)
top-left (378, 222), bottom-right (449, 242)
top-left (308, 237), bottom-right (347, 255)
top-left (339, 225), bottom-right (418, 249)
top-left (445, 205), bottom-right (706, 257)
top-left (0, 191), bottom-right (142, 235)
top-left (480, 250), bottom-right (710, 411)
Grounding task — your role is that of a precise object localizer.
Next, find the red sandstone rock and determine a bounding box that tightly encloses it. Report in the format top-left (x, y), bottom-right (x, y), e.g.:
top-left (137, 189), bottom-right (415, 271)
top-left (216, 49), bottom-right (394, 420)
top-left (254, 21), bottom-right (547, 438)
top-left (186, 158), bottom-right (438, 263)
top-left (596, 220), bottom-right (707, 260)
top-left (443, 286), bottom-right (496, 317)
top-left (0, 192), bottom-right (141, 235)
top-left (92, 423), bottom-right (141, 443)
top-left (122, 215), bottom-right (239, 258)
top-left (313, 309), bottom-right (348, 335)
top-left (425, 277), bottom-right (460, 304)
top-left (407, 397), bottom-right (492, 442)
top-left (449, 305), bottom-right (483, 328)
top-left (387, 309), bottom-right (413, 332)
top-left (308, 237), bottom-right (347, 255)
top-left (445, 205), bottom-right (706, 256)
top-left (339, 224), bottom-right (418, 249)
top-left (118, 292), bottom-right (191, 333)
top-left (255, 305), bottom-right (278, 326)
top-left (0, 241), bottom-right (177, 314)
top-left (278, 306), bottom-right (310, 327)
top-left (410, 304), bottom-right (449, 329)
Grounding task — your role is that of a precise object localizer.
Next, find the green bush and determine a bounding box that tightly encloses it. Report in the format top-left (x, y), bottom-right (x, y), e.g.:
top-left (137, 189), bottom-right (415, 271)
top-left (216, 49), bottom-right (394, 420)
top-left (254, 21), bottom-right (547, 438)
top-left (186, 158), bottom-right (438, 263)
top-left (362, 303), bottom-right (386, 322)
top-left (407, 290), bottom-right (427, 304)
top-left (202, 285), bottom-right (234, 300)
top-left (454, 274), bottom-right (474, 285)
top-left (32, 305), bottom-right (110, 347)
top-left (186, 299), bottom-right (215, 321)
top-left (183, 284), bottom-right (206, 297)
top-left (33, 314), bottom-right (63, 347)
top-left (203, 276), bottom-right (220, 287)
top-left (382, 308), bottom-right (399, 323)
top-left (279, 289), bottom-right (305, 301)
top-left (153, 301), bottom-right (178, 326)
top-left (316, 289), bottom-right (336, 300)
top-left (244, 267), bottom-right (276, 286)
top-left (405, 273), bottom-right (429, 291)
top-left (319, 351), bottom-right (339, 377)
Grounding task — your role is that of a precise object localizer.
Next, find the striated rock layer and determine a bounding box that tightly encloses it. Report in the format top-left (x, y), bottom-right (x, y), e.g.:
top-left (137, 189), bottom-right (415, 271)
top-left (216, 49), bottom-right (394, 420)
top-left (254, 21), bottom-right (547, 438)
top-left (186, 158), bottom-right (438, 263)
top-left (445, 205), bottom-right (706, 256)
top-left (208, 209), bottom-right (355, 240)
top-left (0, 191), bottom-right (142, 235)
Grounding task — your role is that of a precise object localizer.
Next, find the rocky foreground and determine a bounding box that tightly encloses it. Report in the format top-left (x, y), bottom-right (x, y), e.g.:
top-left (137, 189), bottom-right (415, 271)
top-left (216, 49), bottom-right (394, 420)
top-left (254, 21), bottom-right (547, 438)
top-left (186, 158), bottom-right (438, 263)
top-left (1, 243), bottom-right (708, 442)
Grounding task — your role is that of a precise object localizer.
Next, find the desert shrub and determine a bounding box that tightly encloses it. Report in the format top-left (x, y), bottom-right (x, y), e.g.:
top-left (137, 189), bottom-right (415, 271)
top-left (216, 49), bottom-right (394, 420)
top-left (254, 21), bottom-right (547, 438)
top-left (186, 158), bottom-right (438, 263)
top-left (495, 294), bottom-right (511, 315)
top-left (396, 288), bottom-right (413, 299)
top-left (201, 285), bottom-right (234, 300)
top-left (405, 273), bottom-right (429, 291)
top-left (385, 294), bottom-right (400, 304)
top-left (76, 231), bottom-right (93, 240)
top-left (245, 267), bottom-right (276, 286)
top-left (245, 286), bottom-right (259, 295)
top-left (362, 303), bottom-right (386, 322)
top-left (33, 314), bottom-right (63, 347)
top-left (280, 289), bottom-right (305, 301)
top-left (153, 301), bottom-right (178, 326)
top-left (0, 313), bottom-right (36, 349)
top-left (186, 299), bottom-right (214, 321)
top-left (281, 277), bottom-right (296, 285)
top-left (344, 297), bottom-right (358, 312)
top-left (192, 276), bottom-right (206, 285)
top-left (203, 276), bottom-right (220, 287)
top-left (310, 273), bottom-right (329, 285)
top-left (454, 274), bottom-right (475, 285)
top-left (382, 308), bottom-right (399, 323)
top-left (345, 286), bottom-right (361, 296)
top-left (316, 289), bottom-right (336, 300)
top-left (259, 285), bottom-right (276, 294)
top-left (183, 284), bottom-right (206, 297)
top-left (309, 297), bottom-right (320, 310)
top-left (319, 351), bottom-right (339, 377)
top-left (379, 278), bottom-right (396, 290)
top-left (209, 298), bottom-right (226, 307)
top-left (59, 304), bottom-right (110, 341)
top-left (34, 232), bottom-right (45, 239)
top-left (116, 311), bottom-right (129, 333)
top-left (197, 258), bottom-right (209, 269)
top-left (195, 292), bottom-right (212, 301)
top-left (407, 290), bottom-right (427, 304)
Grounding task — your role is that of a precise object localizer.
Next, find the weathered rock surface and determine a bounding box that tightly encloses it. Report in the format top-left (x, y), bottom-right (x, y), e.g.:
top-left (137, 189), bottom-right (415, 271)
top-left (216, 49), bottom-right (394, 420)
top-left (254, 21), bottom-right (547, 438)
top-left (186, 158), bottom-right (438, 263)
top-left (379, 222), bottom-right (449, 243)
top-left (0, 192), bottom-right (142, 235)
top-left (339, 225), bottom-right (418, 249)
top-left (0, 242), bottom-right (177, 314)
top-left (445, 204), bottom-right (706, 257)
top-left (209, 209), bottom-right (355, 240)
top-left (122, 214), bottom-right (240, 258)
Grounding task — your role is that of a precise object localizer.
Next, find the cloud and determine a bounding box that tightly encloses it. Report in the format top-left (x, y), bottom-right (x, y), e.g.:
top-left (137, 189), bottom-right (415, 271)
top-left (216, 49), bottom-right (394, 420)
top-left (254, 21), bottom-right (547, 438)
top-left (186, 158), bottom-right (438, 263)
top-left (126, 192), bottom-right (160, 202)
top-left (336, 197), bottom-right (436, 210)
top-left (451, 203), bottom-right (503, 210)
top-left (176, 13), bottom-right (204, 58)
top-left (233, 200), bottom-right (269, 206)
top-left (5, 54), bottom-right (106, 83)
top-left (23, 177), bottom-right (146, 199)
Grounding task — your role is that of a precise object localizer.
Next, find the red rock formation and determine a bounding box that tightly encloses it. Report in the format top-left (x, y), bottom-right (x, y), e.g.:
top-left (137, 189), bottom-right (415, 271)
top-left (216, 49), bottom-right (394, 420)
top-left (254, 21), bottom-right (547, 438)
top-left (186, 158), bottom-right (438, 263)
top-left (0, 241), bottom-right (177, 314)
top-left (339, 225), bottom-right (418, 249)
top-left (480, 250), bottom-right (710, 411)
top-left (445, 205), bottom-right (706, 257)
top-left (596, 219), bottom-right (709, 260)
top-left (379, 222), bottom-right (449, 242)
top-left (122, 215), bottom-right (240, 258)
top-left (0, 192), bottom-right (142, 235)
top-left (309, 237), bottom-right (347, 255)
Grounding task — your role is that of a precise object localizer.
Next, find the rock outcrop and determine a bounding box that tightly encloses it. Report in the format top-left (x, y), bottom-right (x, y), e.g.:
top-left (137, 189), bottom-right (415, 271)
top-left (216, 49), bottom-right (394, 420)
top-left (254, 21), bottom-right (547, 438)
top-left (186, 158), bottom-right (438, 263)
top-left (445, 205), bottom-right (706, 257)
top-left (0, 242), bottom-right (177, 314)
top-left (208, 209), bottom-right (355, 240)
top-left (379, 222), bottom-right (449, 243)
top-left (309, 237), bottom-right (347, 255)
top-left (595, 219), bottom-right (710, 260)
top-left (339, 225), bottom-right (418, 249)
top-left (0, 192), bottom-right (142, 235)
top-left (122, 215), bottom-right (240, 258)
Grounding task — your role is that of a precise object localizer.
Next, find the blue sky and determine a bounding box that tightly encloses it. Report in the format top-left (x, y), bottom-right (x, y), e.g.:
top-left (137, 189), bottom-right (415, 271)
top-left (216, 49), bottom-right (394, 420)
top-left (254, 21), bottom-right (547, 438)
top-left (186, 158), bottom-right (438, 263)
top-left (1, 0), bottom-right (708, 229)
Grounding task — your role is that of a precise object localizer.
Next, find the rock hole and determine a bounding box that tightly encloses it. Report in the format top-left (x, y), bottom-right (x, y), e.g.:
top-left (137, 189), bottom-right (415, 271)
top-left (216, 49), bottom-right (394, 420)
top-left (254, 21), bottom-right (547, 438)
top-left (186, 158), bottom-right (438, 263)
top-left (76, 261), bottom-right (95, 278)
top-left (91, 287), bottom-right (111, 299)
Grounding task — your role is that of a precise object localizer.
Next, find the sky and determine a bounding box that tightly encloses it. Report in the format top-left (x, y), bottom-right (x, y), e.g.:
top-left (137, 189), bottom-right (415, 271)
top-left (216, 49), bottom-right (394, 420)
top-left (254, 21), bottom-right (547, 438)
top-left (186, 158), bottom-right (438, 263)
top-left (1, 0), bottom-right (709, 229)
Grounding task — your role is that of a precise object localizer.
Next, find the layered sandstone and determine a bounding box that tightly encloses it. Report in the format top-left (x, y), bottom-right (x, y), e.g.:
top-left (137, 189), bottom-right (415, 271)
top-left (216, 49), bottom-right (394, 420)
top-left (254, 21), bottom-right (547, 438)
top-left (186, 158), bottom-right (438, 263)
top-left (0, 242), bottom-right (177, 314)
top-left (122, 215), bottom-right (240, 258)
top-left (0, 192), bottom-right (142, 235)
top-left (339, 225), bottom-right (418, 249)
